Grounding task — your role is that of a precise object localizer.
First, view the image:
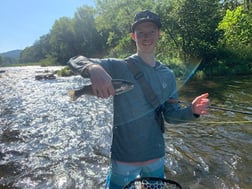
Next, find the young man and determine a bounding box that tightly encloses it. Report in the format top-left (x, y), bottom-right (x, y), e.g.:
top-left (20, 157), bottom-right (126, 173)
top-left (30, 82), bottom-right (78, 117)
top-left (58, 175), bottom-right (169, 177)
top-left (68, 10), bottom-right (209, 189)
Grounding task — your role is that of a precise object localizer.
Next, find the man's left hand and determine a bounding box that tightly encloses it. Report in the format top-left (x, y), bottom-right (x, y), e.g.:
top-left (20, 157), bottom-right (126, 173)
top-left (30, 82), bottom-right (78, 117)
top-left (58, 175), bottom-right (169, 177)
top-left (192, 93), bottom-right (210, 115)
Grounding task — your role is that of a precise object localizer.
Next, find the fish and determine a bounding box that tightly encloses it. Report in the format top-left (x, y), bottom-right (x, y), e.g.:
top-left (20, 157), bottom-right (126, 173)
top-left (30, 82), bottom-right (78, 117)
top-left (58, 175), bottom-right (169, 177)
top-left (68, 79), bottom-right (134, 101)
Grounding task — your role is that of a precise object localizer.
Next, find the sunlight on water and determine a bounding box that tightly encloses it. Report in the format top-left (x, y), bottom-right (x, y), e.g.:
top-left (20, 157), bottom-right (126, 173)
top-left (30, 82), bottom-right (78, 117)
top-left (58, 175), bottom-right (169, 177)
top-left (0, 67), bottom-right (112, 188)
top-left (0, 66), bottom-right (251, 189)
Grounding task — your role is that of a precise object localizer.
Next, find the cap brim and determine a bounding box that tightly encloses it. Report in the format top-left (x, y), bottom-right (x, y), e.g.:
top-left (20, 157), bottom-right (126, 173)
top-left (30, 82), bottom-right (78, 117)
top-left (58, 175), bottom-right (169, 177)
top-left (132, 19), bottom-right (162, 31)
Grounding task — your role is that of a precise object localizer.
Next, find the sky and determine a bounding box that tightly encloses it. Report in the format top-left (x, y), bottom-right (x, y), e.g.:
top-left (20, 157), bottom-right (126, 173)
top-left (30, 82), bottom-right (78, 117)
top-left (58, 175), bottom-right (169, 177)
top-left (0, 0), bottom-right (95, 53)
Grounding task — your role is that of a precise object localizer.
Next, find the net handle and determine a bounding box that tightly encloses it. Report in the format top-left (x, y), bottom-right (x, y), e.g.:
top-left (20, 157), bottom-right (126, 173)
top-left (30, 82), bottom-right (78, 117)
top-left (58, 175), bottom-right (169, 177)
top-left (122, 177), bottom-right (182, 189)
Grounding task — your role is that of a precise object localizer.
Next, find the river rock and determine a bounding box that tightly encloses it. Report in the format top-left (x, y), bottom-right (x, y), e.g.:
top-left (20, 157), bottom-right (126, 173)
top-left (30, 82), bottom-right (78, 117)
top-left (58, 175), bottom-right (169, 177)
top-left (35, 73), bottom-right (56, 80)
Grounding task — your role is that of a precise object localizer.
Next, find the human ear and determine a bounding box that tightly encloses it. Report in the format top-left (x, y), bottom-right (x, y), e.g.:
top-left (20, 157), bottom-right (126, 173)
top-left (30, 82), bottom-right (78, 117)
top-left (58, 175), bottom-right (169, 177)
top-left (130, 33), bottom-right (136, 41)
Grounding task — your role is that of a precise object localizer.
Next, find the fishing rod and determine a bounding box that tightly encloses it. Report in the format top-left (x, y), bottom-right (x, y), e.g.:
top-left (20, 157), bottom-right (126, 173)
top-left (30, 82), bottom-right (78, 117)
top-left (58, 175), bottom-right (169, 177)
top-left (209, 105), bottom-right (252, 115)
top-left (168, 58), bottom-right (252, 116)
top-left (200, 120), bottom-right (252, 124)
top-left (174, 57), bottom-right (203, 94)
top-left (168, 99), bottom-right (252, 115)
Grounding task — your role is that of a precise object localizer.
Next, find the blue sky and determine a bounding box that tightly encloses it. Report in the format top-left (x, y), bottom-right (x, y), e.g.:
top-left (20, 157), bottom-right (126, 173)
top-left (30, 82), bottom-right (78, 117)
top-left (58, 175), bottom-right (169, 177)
top-left (0, 0), bottom-right (95, 53)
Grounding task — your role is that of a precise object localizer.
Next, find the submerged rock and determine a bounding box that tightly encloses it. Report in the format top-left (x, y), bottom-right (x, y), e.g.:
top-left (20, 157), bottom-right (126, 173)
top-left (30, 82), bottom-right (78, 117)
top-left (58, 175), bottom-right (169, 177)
top-left (35, 73), bottom-right (56, 80)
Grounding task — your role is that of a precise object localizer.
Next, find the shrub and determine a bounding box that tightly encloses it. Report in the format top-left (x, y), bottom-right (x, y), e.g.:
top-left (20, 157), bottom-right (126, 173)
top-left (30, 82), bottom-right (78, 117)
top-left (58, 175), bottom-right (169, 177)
top-left (57, 66), bottom-right (73, 77)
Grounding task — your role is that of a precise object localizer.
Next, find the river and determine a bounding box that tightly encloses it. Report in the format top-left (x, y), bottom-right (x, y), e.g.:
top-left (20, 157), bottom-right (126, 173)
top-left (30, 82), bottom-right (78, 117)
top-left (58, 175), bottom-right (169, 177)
top-left (0, 66), bottom-right (251, 189)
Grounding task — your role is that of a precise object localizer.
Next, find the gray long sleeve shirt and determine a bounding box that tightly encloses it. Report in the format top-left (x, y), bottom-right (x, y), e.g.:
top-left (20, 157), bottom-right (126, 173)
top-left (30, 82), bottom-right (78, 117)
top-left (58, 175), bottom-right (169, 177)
top-left (68, 54), bottom-right (197, 162)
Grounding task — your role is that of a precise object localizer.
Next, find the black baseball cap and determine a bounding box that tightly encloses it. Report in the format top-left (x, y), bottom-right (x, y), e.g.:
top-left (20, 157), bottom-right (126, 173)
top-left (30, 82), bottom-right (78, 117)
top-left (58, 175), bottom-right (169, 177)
top-left (131, 10), bottom-right (162, 32)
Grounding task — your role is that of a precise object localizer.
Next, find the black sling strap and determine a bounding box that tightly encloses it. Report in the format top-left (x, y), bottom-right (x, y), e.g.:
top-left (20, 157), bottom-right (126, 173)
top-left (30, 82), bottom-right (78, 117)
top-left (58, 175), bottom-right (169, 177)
top-left (125, 58), bottom-right (160, 108)
top-left (125, 58), bottom-right (165, 133)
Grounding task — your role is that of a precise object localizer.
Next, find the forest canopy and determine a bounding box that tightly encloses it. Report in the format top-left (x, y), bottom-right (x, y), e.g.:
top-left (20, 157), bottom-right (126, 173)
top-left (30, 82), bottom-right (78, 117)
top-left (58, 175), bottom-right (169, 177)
top-left (3, 0), bottom-right (251, 76)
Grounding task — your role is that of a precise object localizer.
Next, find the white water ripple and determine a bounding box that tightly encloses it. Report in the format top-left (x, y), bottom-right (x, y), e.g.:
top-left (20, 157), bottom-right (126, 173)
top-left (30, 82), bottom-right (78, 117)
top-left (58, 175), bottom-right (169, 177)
top-left (0, 66), bottom-right (112, 188)
top-left (1, 66), bottom-right (252, 189)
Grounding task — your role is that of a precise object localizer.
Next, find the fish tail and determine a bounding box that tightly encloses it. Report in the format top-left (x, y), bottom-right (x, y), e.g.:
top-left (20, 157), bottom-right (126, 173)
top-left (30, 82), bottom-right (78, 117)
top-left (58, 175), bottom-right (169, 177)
top-left (68, 90), bottom-right (78, 101)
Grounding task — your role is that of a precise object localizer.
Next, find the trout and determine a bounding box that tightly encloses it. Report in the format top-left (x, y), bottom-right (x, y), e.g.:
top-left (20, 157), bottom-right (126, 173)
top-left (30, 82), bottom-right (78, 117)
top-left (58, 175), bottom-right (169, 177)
top-left (68, 79), bottom-right (134, 101)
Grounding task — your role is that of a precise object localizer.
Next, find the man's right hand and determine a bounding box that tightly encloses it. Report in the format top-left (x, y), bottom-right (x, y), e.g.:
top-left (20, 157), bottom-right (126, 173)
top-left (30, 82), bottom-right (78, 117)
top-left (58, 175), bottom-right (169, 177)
top-left (87, 64), bottom-right (115, 98)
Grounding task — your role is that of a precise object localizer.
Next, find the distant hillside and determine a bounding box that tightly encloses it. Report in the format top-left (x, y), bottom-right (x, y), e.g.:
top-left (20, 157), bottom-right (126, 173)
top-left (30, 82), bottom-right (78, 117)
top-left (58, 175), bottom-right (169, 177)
top-left (0, 50), bottom-right (22, 59)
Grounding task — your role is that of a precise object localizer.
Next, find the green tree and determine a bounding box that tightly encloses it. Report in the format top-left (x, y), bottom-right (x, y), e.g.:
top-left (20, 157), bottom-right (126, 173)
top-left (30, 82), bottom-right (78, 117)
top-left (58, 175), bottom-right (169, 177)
top-left (157, 0), bottom-right (221, 61)
top-left (49, 16), bottom-right (75, 64)
top-left (222, 0), bottom-right (242, 10)
top-left (218, 6), bottom-right (252, 52)
top-left (73, 6), bottom-right (104, 57)
top-left (20, 44), bottom-right (41, 63)
top-left (16, 0), bottom-right (251, 75)
top-left (216, 6), bottom-right (252, 75)
top-left (20, 34), bottom-right (51, 63)
top-left (0, 56), bottom-right (3, 65)
top-left (95, 0), bottom-right (156, 57)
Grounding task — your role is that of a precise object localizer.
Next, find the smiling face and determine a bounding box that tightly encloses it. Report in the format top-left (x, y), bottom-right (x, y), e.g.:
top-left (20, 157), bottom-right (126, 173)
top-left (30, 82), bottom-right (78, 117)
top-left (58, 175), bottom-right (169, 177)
top-left (131, 22), bottom-right (160, 55)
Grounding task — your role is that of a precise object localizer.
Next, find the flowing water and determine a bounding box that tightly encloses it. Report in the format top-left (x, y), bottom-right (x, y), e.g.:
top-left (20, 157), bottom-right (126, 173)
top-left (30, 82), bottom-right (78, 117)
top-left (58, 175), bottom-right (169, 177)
top-left (0, 66), bottom-right (251, 189)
